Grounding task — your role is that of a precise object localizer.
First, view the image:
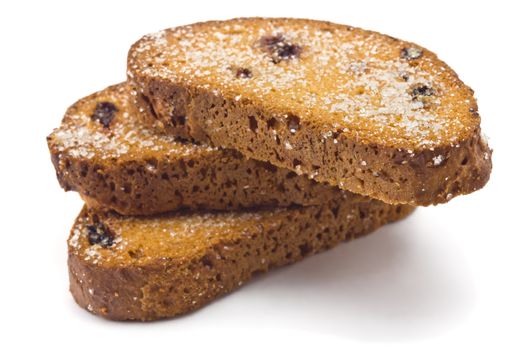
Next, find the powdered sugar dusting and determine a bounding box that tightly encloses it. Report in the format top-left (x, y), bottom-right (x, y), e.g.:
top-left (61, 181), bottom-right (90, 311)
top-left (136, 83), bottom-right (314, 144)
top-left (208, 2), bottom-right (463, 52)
top-left (432, 154), bottom-right (445, 166)
top-left (49, 84), bottom-right (217, 162)
top-left (69, 206), bottom-right (286, 266)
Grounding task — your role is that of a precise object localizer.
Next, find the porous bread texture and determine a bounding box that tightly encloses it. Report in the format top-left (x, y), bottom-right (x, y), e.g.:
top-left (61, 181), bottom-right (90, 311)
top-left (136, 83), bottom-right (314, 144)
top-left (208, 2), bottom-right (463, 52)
top-left (47, 83), bottom-right (349, 215)
top-left (68, 199), bottom-right (414, 321)
top-left (128, 17), bottom-right (492, 205)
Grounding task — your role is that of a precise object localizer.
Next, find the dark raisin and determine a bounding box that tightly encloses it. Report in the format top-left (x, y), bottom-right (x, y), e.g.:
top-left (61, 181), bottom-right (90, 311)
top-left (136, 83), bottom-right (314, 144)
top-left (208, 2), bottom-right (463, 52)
top-left (411, 84), bottom-right (435, 100)
top-left (86, 223), bottom-right (114, 248)
top-left (235, 67), bottom-right (252, 79)
top-left (259, 34), bottom-right (302, 64)
top-left (401, 47), bottom-right (423, 60)
top-left (277, 43), bottom-right (301, 59)
top-left (91, 102), bottom-right (118, 128)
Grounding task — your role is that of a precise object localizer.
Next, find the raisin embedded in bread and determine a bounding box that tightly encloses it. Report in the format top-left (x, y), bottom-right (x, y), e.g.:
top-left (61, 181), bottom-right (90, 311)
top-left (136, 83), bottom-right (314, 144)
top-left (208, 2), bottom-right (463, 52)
top-left (68, 198), bottom-right (414, 321)
top-left (47, 83), bottom-right (348, 216)
top-left (128, 17), bottom-right (492, 205)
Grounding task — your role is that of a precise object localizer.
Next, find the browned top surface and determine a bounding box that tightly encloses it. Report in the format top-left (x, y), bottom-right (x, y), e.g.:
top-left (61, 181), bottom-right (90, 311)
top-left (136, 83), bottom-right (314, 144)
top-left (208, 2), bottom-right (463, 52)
top-left (68, 204), bottom-right (341, 268)
top-left (128, 17), bottom-right (481, 150)
top-left (48, 83), bottom-right (217, 163)
top-left (69, 208), bottom-right (271, 267)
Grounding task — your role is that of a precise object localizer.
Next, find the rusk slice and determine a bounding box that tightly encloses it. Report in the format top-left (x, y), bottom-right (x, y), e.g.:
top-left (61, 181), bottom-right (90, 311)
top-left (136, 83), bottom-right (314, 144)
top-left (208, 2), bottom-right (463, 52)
top-left (47, 83), bottom-right (347, 215)
top-left (128, 17), bottom-right (492, 205)
top-left (68, 199), bottom-right (414, 320)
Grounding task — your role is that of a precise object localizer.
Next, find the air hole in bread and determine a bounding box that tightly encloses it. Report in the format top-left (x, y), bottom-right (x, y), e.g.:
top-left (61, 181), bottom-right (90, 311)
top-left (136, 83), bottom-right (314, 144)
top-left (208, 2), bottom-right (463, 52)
top-left (80, 163), bottom-right (89, 177)
top-left (171, 115), bottom-right (186, 127)
top-left (201, 255), bottom-right (213, 269)
top-left (267, 117), bottom-right (279, 130)
top-left (299, 243), bottom-right (312, 257)
top-left (248, 115), bottom-right (258, 132)
top-left (330, 205), bottom-right (340, 218)
top-left (128, 247), bottom-right (144, 259)
top-left (146, 158), bottom-right (158, 170)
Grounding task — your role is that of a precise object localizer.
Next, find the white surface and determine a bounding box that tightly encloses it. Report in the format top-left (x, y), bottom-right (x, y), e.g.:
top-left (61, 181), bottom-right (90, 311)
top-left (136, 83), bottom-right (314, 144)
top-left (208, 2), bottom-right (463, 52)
top-left (1, 0), bottom-right (523, 348)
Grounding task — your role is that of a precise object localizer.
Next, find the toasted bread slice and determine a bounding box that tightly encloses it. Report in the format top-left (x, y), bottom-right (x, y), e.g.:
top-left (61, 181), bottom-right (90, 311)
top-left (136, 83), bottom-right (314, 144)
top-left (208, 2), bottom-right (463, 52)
top-left (68, 198), bottom-right (414, 321)
top-left (128, 17), bottom-right (492, 205)
top-left (47, 83), bottom-right (350, 215)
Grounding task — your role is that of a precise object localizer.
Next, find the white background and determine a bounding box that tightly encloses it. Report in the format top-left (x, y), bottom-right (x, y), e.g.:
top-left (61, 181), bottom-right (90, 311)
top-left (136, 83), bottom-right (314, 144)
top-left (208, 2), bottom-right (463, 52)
top-left (1, 0), bottom-right (523, 348)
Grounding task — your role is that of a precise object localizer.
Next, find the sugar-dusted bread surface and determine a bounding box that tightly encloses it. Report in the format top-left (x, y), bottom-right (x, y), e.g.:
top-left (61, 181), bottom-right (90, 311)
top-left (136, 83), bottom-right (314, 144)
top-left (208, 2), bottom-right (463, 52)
top-left (69, 199), bottom-right (414, 320)
top-left (47, 83), bottom-right (350, 215)
top-left (128, 17), bottom-right (492, 205)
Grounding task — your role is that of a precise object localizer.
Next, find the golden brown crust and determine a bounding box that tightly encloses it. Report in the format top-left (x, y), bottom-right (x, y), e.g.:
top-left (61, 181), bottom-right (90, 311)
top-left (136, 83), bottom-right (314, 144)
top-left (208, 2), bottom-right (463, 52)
top-left (128, 17), bottom-right (492, 205)
top-left (68, 199), bottom-right (414, 321)
top-left (47, 83), bottom-right (351, 215)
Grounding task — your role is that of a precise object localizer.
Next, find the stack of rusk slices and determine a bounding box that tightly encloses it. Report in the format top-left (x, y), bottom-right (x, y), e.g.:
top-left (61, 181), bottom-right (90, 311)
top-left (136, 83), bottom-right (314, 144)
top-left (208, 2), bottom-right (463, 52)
top-left (47, 18), bottom-right (492, 321)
